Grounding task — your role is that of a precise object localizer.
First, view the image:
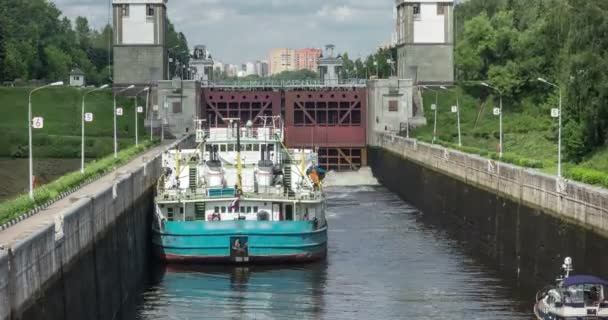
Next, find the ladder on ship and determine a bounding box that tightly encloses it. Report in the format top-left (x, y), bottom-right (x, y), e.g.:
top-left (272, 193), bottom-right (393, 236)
top-left (189, 165), bottom-right (197, 192)
top-left (195, 202), bottom-right (206, 221)
top-left (282, 158), bottom-right (295, 197)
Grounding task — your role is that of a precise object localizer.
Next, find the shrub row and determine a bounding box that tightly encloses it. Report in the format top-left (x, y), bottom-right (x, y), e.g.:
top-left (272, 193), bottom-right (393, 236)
top-left (566, 167), bottom-right (608, 189)
top-left (0, 140), bottom-right (158, 225)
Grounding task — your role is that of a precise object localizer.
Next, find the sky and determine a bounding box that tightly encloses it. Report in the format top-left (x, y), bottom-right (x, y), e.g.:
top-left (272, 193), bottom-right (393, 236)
top-left (52, 0), bottom-right (395, 64)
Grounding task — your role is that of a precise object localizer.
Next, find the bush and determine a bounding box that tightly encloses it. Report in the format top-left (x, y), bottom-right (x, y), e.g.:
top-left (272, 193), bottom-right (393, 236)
top-left (566, 167), bottom-right (608, 188)
top-left (0, 140), bottom-right (157, 225)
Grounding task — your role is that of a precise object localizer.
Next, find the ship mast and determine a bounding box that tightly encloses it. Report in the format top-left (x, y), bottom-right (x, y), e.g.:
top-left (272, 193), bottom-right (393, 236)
top-left (236, 120), bottom-right (243, 194)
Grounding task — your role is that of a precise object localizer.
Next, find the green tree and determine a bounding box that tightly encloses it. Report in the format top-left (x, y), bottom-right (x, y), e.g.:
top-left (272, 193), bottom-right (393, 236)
top-left (44, 45), bottom-right (72, 81)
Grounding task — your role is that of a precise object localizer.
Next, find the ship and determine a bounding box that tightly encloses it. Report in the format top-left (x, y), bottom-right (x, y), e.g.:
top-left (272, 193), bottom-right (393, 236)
top-left (152, 116), bottom-right (327, 263)
top-left (534, 257), bottom-right (608, 319)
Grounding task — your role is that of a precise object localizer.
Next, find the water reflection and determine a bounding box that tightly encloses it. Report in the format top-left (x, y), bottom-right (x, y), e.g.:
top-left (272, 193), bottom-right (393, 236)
top-left (136, 264), bottom-right (327, 320)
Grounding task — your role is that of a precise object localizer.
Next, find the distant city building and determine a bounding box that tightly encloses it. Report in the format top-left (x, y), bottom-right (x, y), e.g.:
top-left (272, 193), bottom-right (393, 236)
top-left (295, 48), bottom-right (322, 72)
top-left (394, 0), bottom-right (454, 83)
top-left (112, 0), bottom-right (168, 85)
top-left (190, 45), bottom-right (214, 82)
top-left (269, 48), bottom-right (296, 75)
top-left (237, 70), bottom-right (247, 78)
top-left (245, 62), bottom-right (256, 76)
top-left (255, 60), bottom-right (269, 77)
top-left (226, 64), bottom-right (239, 77)
top-left (69, 68), bottom-right (85, 87)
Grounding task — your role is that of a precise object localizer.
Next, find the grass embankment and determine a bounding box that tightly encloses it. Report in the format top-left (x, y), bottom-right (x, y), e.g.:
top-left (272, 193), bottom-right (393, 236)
top-left (0, 87), bottom-right (147, 158)
top-left (0, 140), bottom-right (158, 225)
top-left (412, 87), bottom-right (608, 188)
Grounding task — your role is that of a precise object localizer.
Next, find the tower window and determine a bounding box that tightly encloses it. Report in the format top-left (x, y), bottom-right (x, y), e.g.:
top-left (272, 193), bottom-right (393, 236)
top-left (437, 4), bottom-right (445, 15)
top-left (121, 4), bottom-right (129, 17)
top-left (413, 3), bottom-right (421, 19)
top-left (147, 4), bottom-right (155, 17)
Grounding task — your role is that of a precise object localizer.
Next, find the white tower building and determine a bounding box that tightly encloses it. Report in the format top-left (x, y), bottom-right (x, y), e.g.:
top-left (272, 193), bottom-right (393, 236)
top-left (112, 0), bottom-right (168, 85)
top-left (395, 0), bottom-right (454, 84)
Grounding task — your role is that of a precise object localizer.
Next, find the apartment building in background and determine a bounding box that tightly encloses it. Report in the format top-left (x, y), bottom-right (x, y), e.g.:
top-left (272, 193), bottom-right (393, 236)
top-left (269, 48), bottom-right (296, 75)
top-left (295, 48), bottom-right (323, 72)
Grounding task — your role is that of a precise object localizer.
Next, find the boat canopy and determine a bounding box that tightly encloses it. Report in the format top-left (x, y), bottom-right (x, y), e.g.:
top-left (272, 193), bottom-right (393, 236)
top-left (563, 275), bottom-right (608, 287)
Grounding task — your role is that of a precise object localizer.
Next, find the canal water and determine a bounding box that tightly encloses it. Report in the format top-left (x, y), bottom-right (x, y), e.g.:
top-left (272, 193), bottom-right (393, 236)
top-left (126, 186), bottom-right (531, 319)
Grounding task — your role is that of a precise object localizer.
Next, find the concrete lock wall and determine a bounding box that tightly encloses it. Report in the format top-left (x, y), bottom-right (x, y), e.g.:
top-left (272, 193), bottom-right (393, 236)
top-left (370, 131), bottom-right (608, 290)
top-left (0, 137), bottom-right (188, 320)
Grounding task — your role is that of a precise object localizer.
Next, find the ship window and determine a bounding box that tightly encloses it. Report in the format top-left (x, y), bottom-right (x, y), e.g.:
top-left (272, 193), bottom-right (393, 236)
top-left (247, 207), bottom-right (252, 213)
top-left (180, 207), bottom-right (184, 214)
top-left (246, 144), bottom-right (253, 151)
top-left (214, 206), bottom-right (219, 213)
top-left (253, 144), bottom-right (260, 151)
top-left (240, 206), bottom-right (245, 213)
top-left (146, 4), bottom-right (155, 17)
top-left (253, 206), bottom-right (258, 213)
top-left (221, 206), bottom-right (227, 213)
top-left (220, 144), bottom-right (227, 152)
top-left (228, 144), bottom-right (235, 151)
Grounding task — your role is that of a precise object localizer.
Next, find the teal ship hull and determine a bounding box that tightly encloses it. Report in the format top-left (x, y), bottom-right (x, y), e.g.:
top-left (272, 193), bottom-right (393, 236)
top-left (153, 220), bottom-right (327, 263)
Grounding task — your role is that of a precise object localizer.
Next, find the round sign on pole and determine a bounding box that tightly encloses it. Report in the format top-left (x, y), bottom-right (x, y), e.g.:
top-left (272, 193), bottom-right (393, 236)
top-left (84, 113), bottom-right (94, 122)
top-left (116, 108), bottom-right (123, 116)
top-left (551, 108), bottom-right (560, 118)
top-left (137, 106), bottom-right (144, 113)
top-left (451, 106), bottom-right (458, 113)
top-left (430, 104), bottom-right (437, 111)
top-left (32, 117), bottom-right (44, 129)
top-left (493, 108), bottom-right (501, 116)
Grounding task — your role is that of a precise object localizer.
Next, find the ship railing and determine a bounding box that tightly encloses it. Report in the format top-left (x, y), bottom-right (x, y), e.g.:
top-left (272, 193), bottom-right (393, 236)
top-left (156, 187), bottom-right (324, 202)
top-left (197, 127), bottom-right (284, 142)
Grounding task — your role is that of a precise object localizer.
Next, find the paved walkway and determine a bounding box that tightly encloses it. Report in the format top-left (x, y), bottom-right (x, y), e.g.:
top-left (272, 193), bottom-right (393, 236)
top-left (0, 140), bottom-right (175, 248)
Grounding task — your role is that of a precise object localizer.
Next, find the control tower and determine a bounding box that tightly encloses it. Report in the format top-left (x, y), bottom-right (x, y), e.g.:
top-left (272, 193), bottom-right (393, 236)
top-left (190, 45), bottom-right (214, 83)
top-left (395, 0), bottom-right (454, 84)
top-left (318, 45), bottom-right (343, 86)
top-left (112, 0), bottom-right (168, 85)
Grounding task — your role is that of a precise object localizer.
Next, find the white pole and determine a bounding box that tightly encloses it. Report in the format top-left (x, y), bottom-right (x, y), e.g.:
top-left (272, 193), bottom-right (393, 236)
top-left (134, 96), bottom-right (138, 146)
top-left (433, 91), bottom-right (438, 144)
top-left (457, 97), bottom-right (462, 147)
top-left (499, 95), bottom-right (503, 158)
top-left (161, 95), bottom-right (166, 142)
top-left (28, 93), bottom-right (34, 200)
top-left (81, 96), bottom-right (85, 173)
top-left (558, 88), bottom-right (562, 177)
top-left (147, 89), bottom-right (152, 141)
top-left (113, 94), bottom-right (118, 158)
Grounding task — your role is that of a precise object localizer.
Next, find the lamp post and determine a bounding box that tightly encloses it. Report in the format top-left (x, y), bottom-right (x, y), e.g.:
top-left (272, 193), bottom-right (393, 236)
top-left (113, 85), bottom-right (135, 158)
top-left (82, 84), bottom-right (109, 173)
top-left (422, 85), bottom-right (448, 144)
top-left (28, 81), bottom-right (63, 200)
top-left (373, 60), bottom-right (379, 78)
top-left (133, 87), bottom-right (150, 146)
top-left (456, 96), bottom-right (462, 147)
top-left (167, 45), bottom-right (179, 80)
top-left (481, 82), bottom-right (504, 158)
top-left (146, 87), bottom-right (153, 141)
top-left (538, 77), bottom-right (563, 178)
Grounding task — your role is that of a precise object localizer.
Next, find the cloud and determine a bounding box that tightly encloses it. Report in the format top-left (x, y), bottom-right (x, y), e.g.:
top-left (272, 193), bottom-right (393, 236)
top-left (52, 0), bottom-right (394, 63)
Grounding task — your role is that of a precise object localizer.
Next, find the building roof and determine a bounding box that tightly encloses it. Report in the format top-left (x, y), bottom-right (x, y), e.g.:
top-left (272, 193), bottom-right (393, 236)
top-left (70, 68), bottom-right (85, 76)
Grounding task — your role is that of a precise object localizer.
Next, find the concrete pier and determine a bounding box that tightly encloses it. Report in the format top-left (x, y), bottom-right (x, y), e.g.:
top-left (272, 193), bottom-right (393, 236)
top-left (0, 139), bottom-right (188, 320)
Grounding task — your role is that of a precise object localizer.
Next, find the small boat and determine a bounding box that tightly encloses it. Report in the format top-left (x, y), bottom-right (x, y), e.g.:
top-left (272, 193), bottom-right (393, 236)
top-left (534, 257), bottom-right (608, 319)
top-left (152, 116), bottom-right (327, 264)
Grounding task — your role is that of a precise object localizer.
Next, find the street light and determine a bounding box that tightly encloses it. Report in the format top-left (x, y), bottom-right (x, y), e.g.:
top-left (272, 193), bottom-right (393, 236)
top-left (481, 82), bottom-right (504, 158)
top-left (167, 45), bottom-right (180, 80)
top-left (422, 85), bottom-right (448, 144)
top-left (373, 60), bottom-right (379, 78)
top-left (28, 81), bottom-right (63, 200)
top-left (133, 87), bottom-right (150, 146)
top-left (538, 77), bottom-right (563, 178)
top-left (81, 84), bottom-right (109, 173)
top-left (113, 85), bottom-right (135, 158)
